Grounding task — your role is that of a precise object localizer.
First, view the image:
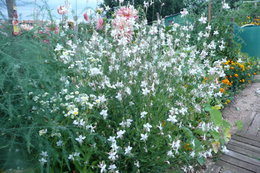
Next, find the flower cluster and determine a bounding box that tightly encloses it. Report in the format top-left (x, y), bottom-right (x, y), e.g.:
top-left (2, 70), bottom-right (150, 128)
top-left (30, 6), bottom-right (235, 173)
top-left (111, 6), bottom-right (138, 42)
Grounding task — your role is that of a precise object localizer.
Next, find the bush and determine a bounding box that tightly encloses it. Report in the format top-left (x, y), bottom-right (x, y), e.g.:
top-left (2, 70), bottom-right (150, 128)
top-left (1, 1), bottom-right (258, 172)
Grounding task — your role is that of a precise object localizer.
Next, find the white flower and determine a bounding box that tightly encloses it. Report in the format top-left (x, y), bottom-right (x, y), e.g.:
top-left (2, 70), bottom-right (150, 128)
top-left (143, 123), bottom-right (152, 132)
top-left (86, 124), bottom-right (96, 133)
top-left (140, 133), bottom-right (148, 141)
top-left (108, 164), bottom-right (117, 171)
top-left (89, 67), bottom-right (102, 76)
top-left (40, 151), bottom-right (48, 157)
top-left (39, 129), bottom-right (47, 136)
top-left (116, 130), bottom-right (126, 139)
top-left (108, 150), bottom-right (118, 161)
top-left (222, 3), bottom-right (230, 9)
top-left (98, 95), bottom-right (107, 103)
top-left (180, 8), bottom-right (188, 17)
top-left (170, 140), bottom-right (181, 151)
top-left (98, 161), bottom-right (107, 173)
top-left (115, 92), bottom-right (122, 101)
top-left (167, 115), bottom-right (177, 123)
top-left (75, 135), bottom-right (86, 144)
top-left (108, 136), bottom-right (116, 143)
top-left (198, 16), bottom-right (207, 24)
top-left (140, 111), bottom-right (148, 118)
top-left (120, 119), bottom-right (133, 128)
top-left (39, 158), bottom-right (47, 164)
top-left (142, 88), bottom-right (150, 95)
top-left (125, 146), bottom-right (133, 155)
top-left (111, 142), bottom-right (119, 151)
top-left (56, 140), bottom-right (63, 147)
top-left (100, 109), bottom-right (108, 119)
top-left (219, 44), bottom-right (225, 51)
top-left (237, 58), bottom-right (243, 63)
top-left (190, 151), bottom-right (195, 157)
top-left (221, 146), bottom-right (229, 154)
top-left (134, 161), bottom-right (140, 168)
top-left (167, 150), bottom-right (174, 157)
top-left (213, 30), bottom-right (219, 35)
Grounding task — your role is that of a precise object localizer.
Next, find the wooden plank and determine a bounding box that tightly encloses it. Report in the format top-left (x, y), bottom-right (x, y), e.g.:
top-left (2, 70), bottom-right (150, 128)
top-left (241, 112), bottom-right (257, 133)
top-left (225, 150), bottom-right (260, 166)
top-left (227, 143), bottom-right (260, 159)
top-left (228, 140), bottom-right (260, 153)
top-left (247, 113), bottom-right (260, 136)
top-left (220, 155), bottom-right (260, 172)
top-left (217, 160), bottom-right (253, 173)
top-left (232, 135), bottom-right (260, 148)
top-left (235, 133), bottom-right (260, 143)
top-left (206, 164), bottom-right (221, 173)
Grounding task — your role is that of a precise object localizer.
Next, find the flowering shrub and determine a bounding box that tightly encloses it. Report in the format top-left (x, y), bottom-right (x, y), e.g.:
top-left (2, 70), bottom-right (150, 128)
top-left (2, 1), bottom-right (259, 172)
top-left (220, 58), bottom-right (258, 104)
top-left (22, 5), bottom-right (236, 172)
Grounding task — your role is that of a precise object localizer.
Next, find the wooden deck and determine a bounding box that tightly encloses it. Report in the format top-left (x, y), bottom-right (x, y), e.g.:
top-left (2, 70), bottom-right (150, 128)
top-left (207, 112), bottom-right (260, 173)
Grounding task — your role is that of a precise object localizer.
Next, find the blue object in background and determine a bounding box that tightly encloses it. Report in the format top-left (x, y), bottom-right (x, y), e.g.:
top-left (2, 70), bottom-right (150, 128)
top-left (234, 25), bottom-right (260, 57)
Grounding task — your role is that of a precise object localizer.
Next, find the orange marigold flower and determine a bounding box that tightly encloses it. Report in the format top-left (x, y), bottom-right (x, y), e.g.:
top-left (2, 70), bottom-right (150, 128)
top-left (222, 78), bottom-right (230, 85)
top-left (219, 88), bottom-right (225, 93)
top-left (234, 74), bottom-right (239, 77)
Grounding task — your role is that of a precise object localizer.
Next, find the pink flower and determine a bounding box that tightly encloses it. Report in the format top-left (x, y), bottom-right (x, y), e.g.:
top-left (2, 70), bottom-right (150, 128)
top-left (96, 18), bottom-right (104, 30)
top-left (116, 6), bottom-right (138, 20)
top-left (54, 26), bottom-right (59, 34)
top-left (83, 13), bottom-right (89, 21)
top-left (57, 6), bottom-right (68, 15)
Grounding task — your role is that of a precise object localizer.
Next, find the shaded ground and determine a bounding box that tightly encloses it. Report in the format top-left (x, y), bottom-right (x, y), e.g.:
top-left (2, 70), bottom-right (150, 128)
top-left (223, 75), bottom-right (260, 134)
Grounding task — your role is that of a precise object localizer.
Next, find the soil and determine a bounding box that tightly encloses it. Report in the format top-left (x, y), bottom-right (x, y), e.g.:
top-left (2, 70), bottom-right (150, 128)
top-left (222, 75), bottom-right (260, 134)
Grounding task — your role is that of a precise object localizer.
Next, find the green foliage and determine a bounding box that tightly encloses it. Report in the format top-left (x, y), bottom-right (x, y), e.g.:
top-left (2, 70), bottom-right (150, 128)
top-left (0, 31), bottom-right (63, 170)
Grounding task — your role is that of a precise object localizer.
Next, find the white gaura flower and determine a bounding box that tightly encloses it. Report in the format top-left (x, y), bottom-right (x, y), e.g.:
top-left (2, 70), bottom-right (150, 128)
top-left (143, 123), bottom-right (152, 132)
top-left (142, 87), bottom-right (150, 95)
top-left (108, 150), bottom-right (118, 161)
top-left (100, 109), bottom-right (108, 119)
top-left (170, 140), bottom-right (181, 151)
top-left (115, 92), bottom-right (122, 101)
top-left (167, 150), bottom-right (174, 157)
top-left (56, 140), bottom-right (63, 147)
top-left (39, 129), bottom-right (47, 136)
top-left (116, 130), bottom-right (126, 139)
top-left (198, 16), bottom-right (207, 24)
top-left (140, 111), bottom-right (148, 118)
top-left (89, 67), bottom-right (102, 76)
top-left (98, 161), bottom-right (107, 173)
top-left (125, 145), bottom-right (133, 155)
top-left (39, 158), bottom-right (47, 165)
top-left (140, 133), bottom-right (148, 141)
top-left (75, 135), bottom-right (86, 144)
top-left (40, 151), bottom-right (48, 157)
top-left (221, 146), bottom-right (229, 154)
top-left (222, 3), bottom-right (230, 9)
top-left (108, 164), bottom-right (117, 171)
top-left (167, 115), bottom-right (177, 123)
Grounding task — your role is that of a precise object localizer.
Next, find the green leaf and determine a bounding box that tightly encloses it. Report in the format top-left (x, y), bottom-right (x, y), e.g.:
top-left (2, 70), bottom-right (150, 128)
top-left (197, 157), bottom-right (205, 165)
top-left (210, 109), bottom-right (222, 126)
top-left (204, 104), bottom-right (212, 112)
top-left (236, 120), bottom-right (243, 130)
